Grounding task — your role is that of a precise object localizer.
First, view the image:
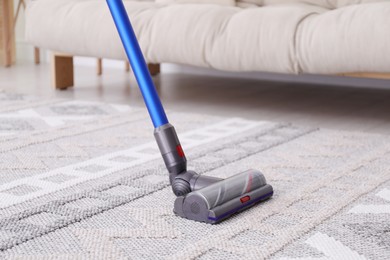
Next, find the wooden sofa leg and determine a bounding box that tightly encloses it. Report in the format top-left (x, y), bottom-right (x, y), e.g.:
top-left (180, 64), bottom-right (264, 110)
top-left (51, 53), bottom-right (74, 90)
top-left (97, 58), bottom-right (102, 75)
top-left (34, 47), bottom-right (40, 64)
top-left (148, 63), bottom-right (160, 76)
top-left (2, 0), bottom-right (14, 67)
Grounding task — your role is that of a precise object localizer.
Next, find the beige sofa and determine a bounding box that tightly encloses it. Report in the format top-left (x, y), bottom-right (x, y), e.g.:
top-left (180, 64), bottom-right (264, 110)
top-left (25, 0), bottom-right (390, 89)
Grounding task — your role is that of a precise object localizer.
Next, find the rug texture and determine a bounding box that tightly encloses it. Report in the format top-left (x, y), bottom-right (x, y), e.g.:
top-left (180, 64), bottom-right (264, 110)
top-left (0, 91), bottom-right (389, 259)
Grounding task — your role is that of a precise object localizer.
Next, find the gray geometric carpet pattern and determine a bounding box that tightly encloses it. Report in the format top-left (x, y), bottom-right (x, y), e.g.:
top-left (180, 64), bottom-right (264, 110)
top-left (0, 91), bottom-right (389, 259)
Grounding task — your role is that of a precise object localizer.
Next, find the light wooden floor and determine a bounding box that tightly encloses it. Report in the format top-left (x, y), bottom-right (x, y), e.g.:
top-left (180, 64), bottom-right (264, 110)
top-left (1, 62), bottom-right (390, 135)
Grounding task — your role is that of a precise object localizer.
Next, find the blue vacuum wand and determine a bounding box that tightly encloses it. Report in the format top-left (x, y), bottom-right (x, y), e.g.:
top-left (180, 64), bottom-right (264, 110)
top-left (107, 0), bottom-right (273, 224)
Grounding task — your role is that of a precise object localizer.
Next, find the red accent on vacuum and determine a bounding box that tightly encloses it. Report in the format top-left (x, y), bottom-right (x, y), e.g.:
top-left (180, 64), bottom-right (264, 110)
top-left (176, 145), bottom-right (185, 158)
top-left (240, 196), bottom-right (251, 203)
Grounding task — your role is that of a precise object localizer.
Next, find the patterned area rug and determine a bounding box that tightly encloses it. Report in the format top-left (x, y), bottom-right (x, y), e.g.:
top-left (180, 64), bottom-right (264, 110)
top-left (0, 91), bottom-right (389, 259)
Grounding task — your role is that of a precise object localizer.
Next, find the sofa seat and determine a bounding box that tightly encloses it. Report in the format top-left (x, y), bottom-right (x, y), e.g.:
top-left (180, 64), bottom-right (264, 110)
top-left (26, 0), bottom-right (390, 74)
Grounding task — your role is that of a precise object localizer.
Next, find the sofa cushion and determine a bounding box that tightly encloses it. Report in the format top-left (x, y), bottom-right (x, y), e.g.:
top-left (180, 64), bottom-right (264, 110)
top-left (26, 0), bottom-right (326, 74)
top-left (206, 4), bottom-right (326, 73)
top-left (26, 0), bottom-right (390, 74)
top-left (297, 2), bottom-right (390, 74)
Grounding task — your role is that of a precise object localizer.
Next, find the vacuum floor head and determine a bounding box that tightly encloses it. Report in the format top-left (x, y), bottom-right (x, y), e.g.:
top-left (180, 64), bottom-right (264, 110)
top-left (173, 170), bottom-right (273, 224)
top-left (153, 123), bottom-right (274, 224)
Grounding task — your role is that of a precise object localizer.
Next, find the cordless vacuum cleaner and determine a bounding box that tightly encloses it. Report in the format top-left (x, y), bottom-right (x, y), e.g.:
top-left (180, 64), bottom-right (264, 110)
top-left (107, 0), bottom-right (273, 224)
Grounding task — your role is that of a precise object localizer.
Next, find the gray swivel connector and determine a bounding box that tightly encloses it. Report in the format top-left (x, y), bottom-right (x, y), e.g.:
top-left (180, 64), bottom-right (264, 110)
top-left (154, 124), bottom-right (223, 196)
top-left (171, 170), bottom-right (197, 196)
top-left (172, 171), bottom-right (222, 196)
top-left (154, 124), bottom-right (221, 196)
top-left (154, 124), bottom-right (186, 175)
top-left (154, 124), bottom-right (191, 196)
